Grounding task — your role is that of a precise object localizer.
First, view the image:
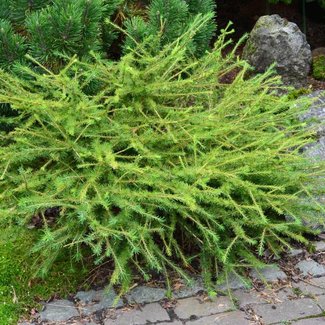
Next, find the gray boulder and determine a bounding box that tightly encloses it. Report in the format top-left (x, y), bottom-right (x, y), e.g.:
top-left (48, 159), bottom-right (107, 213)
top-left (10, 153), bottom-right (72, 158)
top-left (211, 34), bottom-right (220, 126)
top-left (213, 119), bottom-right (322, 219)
top-left (291, 91), bottom-right (325, 231)
top-left (243, 14), bottom-right (311, 88)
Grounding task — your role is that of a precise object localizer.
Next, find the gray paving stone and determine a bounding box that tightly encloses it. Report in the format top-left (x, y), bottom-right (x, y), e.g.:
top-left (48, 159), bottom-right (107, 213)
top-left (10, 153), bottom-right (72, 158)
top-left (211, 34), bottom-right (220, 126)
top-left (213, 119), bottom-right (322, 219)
top-left (293, 318), bottom-right (325, 324)
top-left (185, 310), bottom-right (250, 325)
top-left (250, 265), bottom-right (287, 282)
top-left (315, 295), bottom-right (325, 310)
top-left (233, 287), bottom-right (293, 308)
top-left (216, 274), bottom-right (251, 291)
top-left (159, 322), bottom-right (183, 325)
top-left (232, 289), bottom-right (263, 308)
top-left (292, 277), bottom-right (325, 296)
top-left (174, 296), bottom-right (234, 320)
top-left (126, 285), bottom-right (166, 304)
top-left (296, 260), bottom-right (325, 277)
top-left (104, 303), bottom-right (170, 325)
top-left (173, 278), bottom-right (204, 299)
top-left (252, 298), bottom-right (322, 324)
top-left (76, 289), bottom-right (123, 316)
top-left (40, 299), bottom-right (79, 322)
top-left (289, 248), bottom-right (304, 257)
top-left (313, 241), bottom-right (325, 252)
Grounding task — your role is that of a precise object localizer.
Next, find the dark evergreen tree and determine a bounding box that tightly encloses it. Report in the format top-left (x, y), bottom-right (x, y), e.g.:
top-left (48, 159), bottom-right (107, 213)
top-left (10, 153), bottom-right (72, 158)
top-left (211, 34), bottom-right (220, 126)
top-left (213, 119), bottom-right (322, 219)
top-left (124, 0), bottom-right (216, 56)
top-left (0, 0), bottom-right (216, 71)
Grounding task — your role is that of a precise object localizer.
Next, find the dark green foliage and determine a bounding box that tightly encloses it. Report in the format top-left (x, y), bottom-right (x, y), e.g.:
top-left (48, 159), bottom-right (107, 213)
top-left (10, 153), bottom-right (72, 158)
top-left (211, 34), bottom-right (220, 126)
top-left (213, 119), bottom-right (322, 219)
top-left (0, 0), bottom-right (10, 20)
top-left (25, 0), bottom-right (106, 67)
top-left (124, 0), bottom-right (216, 56)
top-left (9, 0), bottom-right (51, 24)
top-left (312, 55), bottom-right (325, 80)
top-left (0, 19), bottom-right (26, 67)
top-left (0, 0), bottom-right (124, 70)
top-left (0, 0), bottom-right (215, 71)
top-left (1, 18), bottom-right (322, 294)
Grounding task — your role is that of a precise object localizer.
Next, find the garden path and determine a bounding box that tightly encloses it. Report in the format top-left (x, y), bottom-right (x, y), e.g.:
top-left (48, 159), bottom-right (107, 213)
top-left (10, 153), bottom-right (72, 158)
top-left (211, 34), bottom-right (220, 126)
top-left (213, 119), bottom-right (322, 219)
top-left (19, 234), bottom-right (325, 325)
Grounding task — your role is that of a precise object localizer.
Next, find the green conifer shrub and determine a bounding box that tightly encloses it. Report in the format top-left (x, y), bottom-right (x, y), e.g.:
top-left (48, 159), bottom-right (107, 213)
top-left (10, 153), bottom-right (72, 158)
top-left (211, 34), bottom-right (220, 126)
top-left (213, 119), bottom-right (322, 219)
top-left (0, 0), bottom-right (216, 132)
top-left (0, 0), bottom-right (215, 71)
top-left (0, 17), bottom-right (323, 294)
top-left (123, 0), bottom-right (216, 56)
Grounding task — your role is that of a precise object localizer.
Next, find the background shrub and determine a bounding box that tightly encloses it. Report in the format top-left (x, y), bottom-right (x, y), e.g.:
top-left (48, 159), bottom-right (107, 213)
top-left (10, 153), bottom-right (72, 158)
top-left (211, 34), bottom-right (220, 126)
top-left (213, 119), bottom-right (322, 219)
top-left (0, 17), bottom-right (323, 294)
top-left (0, 0), bottom-right (215, 71)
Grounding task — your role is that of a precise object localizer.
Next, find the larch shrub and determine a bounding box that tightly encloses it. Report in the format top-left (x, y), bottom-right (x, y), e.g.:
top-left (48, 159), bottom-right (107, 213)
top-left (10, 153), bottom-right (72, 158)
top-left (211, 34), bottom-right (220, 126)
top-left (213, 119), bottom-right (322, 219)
top-left (0, 16), bottom-right (324, 294)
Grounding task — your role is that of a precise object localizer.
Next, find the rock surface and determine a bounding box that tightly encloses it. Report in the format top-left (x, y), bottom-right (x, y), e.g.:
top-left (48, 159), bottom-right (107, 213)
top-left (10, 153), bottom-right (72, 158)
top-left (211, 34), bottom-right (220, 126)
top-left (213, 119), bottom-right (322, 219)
top-left (250, 265), bottom-right (287, 282)
top-left (251, 298), bottom-right (322, 324)
top-left (287, 91), bottom-right (325, 230)
top-left (243, 14), bottom-right (311, 88)
top-left (39, 299), bottom-right (79, 322)
top-left (296, 260), bottom-right (325, 277)
top-left (126, 285), bottom-right (166, 304)
top-left (75, 289), bottom-right (123, 316)
top-left (300, 91), bottom-right (325, 138)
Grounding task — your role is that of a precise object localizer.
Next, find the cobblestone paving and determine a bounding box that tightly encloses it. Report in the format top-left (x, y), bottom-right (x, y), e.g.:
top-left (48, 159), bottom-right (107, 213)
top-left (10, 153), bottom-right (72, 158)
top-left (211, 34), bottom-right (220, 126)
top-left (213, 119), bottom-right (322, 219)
top-left (19, 236), bottom-right (325, 325)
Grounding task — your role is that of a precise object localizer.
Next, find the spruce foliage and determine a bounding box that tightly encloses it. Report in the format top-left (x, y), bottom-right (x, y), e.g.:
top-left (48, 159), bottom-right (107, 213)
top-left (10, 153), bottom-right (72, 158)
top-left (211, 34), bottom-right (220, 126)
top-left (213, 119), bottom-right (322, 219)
top-left (0, 17), bottom-right (323, 293)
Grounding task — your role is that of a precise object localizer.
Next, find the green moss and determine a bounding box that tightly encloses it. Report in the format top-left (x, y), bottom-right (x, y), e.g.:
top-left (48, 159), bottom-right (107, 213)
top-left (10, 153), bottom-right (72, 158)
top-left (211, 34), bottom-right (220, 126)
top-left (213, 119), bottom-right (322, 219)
top-left (312, 55), bottom-right (325, 80)
top-left (286, 87), bottom-right (312, 100)
top-left (0, 226), bottom-right (89, 324)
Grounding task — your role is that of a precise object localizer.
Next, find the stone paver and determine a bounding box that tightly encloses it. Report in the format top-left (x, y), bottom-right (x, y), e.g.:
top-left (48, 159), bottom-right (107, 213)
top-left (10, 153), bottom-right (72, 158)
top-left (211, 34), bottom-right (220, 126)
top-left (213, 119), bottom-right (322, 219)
top-left (104, 303), bottom-right (170, 325)
top-left (126, 286), bottom-right (166, 304)
top-left (233, 287), bottom-right (293, 308)
top-left (313, 241), bottom-right (325, 252)
top-left (216, 274), bottom-right (251, 291)
top-left (250, 265), bottom-right (287, 282)
top-left (40, 299), bottom-right (79, 322)
top-left (174, 296), bottom-right (233, 320)
top-left (252, 298), bottom-right (322, 324)
top-left (173, 278), bottom-right (204, 299)
top-left (293, 318), bottom-right (325, 324)
top-left (296, 260), bottom-right (325, 277)
top-left (232, 289), bottom-right (263, 308)
top-left (289, 248), bottom-right (304, 257)
top-left (75, 289), bottom-right (123, 315)
top-left (292, 277), bottom-right (325, 296)
top-left (159, 322), bottom-right (183, 325)
top-left (315, 295), bottom-right (325, 310)
top-left (185, 310), bottom-right (250, 325)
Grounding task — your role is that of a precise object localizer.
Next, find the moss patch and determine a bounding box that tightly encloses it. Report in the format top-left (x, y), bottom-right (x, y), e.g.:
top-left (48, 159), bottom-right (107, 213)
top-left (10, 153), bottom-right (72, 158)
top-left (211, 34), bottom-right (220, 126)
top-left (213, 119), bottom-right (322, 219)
top-left (0, 226), bottom-right (89, 324)
top-left (312, 55), bottom-right (325, 80)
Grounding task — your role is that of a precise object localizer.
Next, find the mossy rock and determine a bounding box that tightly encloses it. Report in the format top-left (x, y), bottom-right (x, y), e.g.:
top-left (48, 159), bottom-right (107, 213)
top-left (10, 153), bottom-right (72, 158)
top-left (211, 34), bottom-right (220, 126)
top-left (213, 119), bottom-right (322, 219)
top-left (312, 55), bottom-right (325, 80)
top-left (0, 226), bottom-right (89, 324)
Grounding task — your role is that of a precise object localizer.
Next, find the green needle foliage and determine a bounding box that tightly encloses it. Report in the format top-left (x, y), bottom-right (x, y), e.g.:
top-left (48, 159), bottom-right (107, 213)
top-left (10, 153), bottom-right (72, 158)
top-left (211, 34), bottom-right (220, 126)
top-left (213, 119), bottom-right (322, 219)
top-left (0, 17), bottom-right (323, 294)
top-left (0, 0), bottom-right (216, 132)
top-left (0, 0), bottom-right (215, 71)
top-left (124, 0), bottom-right (215, 56)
